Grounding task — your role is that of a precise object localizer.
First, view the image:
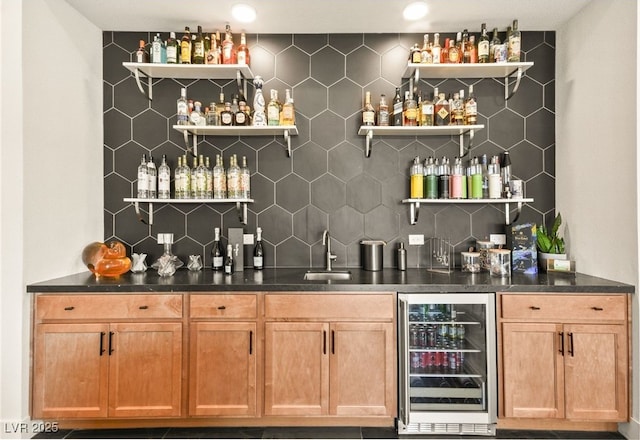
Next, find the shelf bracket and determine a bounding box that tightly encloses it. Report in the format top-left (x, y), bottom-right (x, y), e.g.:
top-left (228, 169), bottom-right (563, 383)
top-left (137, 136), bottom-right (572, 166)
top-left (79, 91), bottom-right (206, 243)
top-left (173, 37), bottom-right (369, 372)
top-left (505, 67), bottom-right (524, 101)
top-left (132, 201), bottom-right (154, 225)
top-left (182, 130), bottom-right (198, 156)
top-left (236, 202), bottom-right (248, 225)
top-left (409, 201), bottom-right (420, 225)
top-left (132, 68), bottom-right (152, 100)
top-left (504, 200), bottom-right (524, 225)
top-left (236, 70), bottom-right (247, 99)
top-left (283, 129), bottom-right (292, 157)
top-left (458, 129), bottom-right (475, 158)
top-left (364, 129), bottom-right (373, 158)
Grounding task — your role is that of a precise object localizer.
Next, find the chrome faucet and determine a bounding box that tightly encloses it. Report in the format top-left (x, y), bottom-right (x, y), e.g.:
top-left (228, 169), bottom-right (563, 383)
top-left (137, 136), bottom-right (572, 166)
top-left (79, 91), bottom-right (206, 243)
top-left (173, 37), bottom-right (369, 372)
top-left (322, 230), bottom-right (337, 271)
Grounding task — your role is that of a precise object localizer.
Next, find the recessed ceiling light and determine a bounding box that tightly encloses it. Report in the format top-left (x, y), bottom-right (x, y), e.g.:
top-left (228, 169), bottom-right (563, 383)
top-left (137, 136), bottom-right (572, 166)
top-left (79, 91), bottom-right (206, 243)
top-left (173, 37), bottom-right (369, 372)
top-left (231, 4), bottom-right (257, 23)
top-left (403, 2), bottom-right (428, 21)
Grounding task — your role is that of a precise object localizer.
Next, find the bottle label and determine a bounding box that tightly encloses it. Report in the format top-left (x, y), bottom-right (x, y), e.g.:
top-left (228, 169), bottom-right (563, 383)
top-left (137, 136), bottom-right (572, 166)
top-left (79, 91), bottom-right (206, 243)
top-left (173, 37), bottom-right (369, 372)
top-left (362, 110), bottom-right (375, 125)
top-left (180, 41), bottom-right (191, 63)
top-left (478, 41), bottom-right (490, 58)
top-left (378, 110), bottom-right (389, 126)
top-left (213, 256), bottom-right (223, 268)
top-left (167, 46), bottom-right (177, 63)
top-left (437, 107), bottom-right (449, 120)
top-left (267, 106), bottom-right (280, 123)
top-left (237, 51), bottom-right (246, 65)
top-left (405, 108), bottom-right (417, 121)
top-left (221, 112), bottom-right (233, 125)
top-left (432, 47), bottom-right (441, 64)
top-left (508, 37), bottom-right (521, 61)
top-left (253, 256), bottom-right (263, 267)
top-left (194, 42), bottom-right (204, 58)
top-left (235, 112), bottom-right (246, 125)
top-left (422, 104), bottom-right (434, 115)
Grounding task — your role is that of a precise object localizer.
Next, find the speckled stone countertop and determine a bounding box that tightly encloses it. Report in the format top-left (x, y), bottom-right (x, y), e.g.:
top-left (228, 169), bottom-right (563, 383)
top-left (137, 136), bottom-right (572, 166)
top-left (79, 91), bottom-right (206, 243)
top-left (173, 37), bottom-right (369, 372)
top-left (27, 268), bottom-right (634, 294)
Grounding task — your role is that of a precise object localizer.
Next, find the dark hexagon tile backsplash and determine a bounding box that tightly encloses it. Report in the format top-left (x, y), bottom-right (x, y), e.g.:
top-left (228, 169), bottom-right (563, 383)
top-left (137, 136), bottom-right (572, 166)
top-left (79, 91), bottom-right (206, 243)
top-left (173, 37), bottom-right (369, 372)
top-left (104, 31), bottom-right (556, 268)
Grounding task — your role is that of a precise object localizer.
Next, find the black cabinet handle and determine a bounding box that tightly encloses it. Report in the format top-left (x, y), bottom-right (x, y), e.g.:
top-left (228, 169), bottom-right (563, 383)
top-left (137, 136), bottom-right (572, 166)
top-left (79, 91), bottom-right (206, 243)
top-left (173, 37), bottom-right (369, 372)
top-left (559, 332), bottom-right (564, 355)
top-left (64, 306), bottom-right (75, 311)
top-left (249, 331), bottom-right (253, 355)
top-left (138, 305), bottom-right (148, 310)
top-left (108, 331), bottom-right (114, 355)
top-left (99, 332), bottom-right (106, 356)
top-left (568, 332), bottom-right (574, 357)
top-left (323, 331), bottom-right (327, 355)
top-left (591, 306), bottom-right (603, 311)
top-left (331, 330), bottom-right (335, 355)
top-left (529, 306), bottom-right (540, 310)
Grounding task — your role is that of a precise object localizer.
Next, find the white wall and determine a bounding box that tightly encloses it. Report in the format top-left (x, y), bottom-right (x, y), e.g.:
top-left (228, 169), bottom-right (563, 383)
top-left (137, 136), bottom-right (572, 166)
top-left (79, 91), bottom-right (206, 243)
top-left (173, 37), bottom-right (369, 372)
top-left (0, 0), bottom-right (103, 435)
top-left (557, 1), bottom-right (639, 438)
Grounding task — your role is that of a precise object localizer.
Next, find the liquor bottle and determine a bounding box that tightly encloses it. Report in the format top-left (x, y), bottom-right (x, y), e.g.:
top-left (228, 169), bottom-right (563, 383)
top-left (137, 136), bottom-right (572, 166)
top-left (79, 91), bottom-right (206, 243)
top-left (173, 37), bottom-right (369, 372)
top-left (468, 36), bottom-right (478, 63)
top-left (190, 156), bottom-right (199, 198)
top-left (420, 92), bottom-right (434, 126)
top-left (441, 38), bottom-right (450, 64)
top-left (204, 156), bottom-right (213, 198)
top-left (220, 102), bottom-right (233, 126)
top-left (267, 89), bottom-right (281, 126)
top-left (227, 154), bottom-right (241, 199)
top-left (237, 32), bottom-right (250, 66)
top-left (180, 27), bottom-right (192, 64)
top-left (409, 43), bottom-right (421, 63)
top-left (281, 89), bottom-right (295, 125)
top-left (151, 34), bottom-right (163, 63)
top-left (177, 88), bottom-right (188, 125)
top-left (224, 244), bottom-right (235, 274)
top-left (253, 227), bottom-right (264, 270)
top-left (392, 87), bottom-right (403, 126)
top-left (462, 29), bottom-right (471, 63)
top-left (230, 94), bottom-right (239, 117)
top-left (206, 34), bottom-right (220, 64)
top-left (222, 24), bottom-right (236, 64)
top-left (158, 155), bottom-right (171, 199)
top-left (362, 91), bottom-right (375, 126)
top-left (490, 28), bottom-right (501, 63)
top-left (508, 19), bottom-right (522, 62)
top-left (174, 156), bottom-right (182, 199)
top-left (205, 105), bottom-right (218, 126)
top-left (193, 25), bottom-right (205, 64)
top-left (432, 33), bottom-right (441, 64)
top-left (213, 154), bottom-right (227, 199)
top-left (420, 34), bottom-right (432, 64)
top-left (410, 157), bottom-right (423, 199)
top-left (137, 154), bottom-right (149, 198)
top-left (478, 23), bottom-right (490, 63)
top-left (183, 154), bottom-right (192, 199)
top-left (448, 37), bottom-right (461, 64)
top-left (465, 85), bottom-right (478, 125)
top-left (434, 92), bottom-right (450, 126)
top-left (403, 91), bottom-right (418, 126)
top-left (377, 94), bottom-right (389, 126)
top-left (240, 156), bottom-right (251, 199)
top-left (166, 32), bottom-right (178, 64)
top-left (215, 92), bottom-right (225, 116)
top-left (235, 98), bottom-right (248, 126)
top-left (136, 40), bottom-right (149, 63)
top-left (147, 155), bottom-right (157, 198)
top-left (189, 101), bottom-right (205, 126)
top-left (452, 91), bottom-right (465, 125)
top-left (211, 227), bottom-right (224, 270)
top-left (252, 76), bottom-right (267, 126)
top-left (194, 155), bottom-right (207, 199)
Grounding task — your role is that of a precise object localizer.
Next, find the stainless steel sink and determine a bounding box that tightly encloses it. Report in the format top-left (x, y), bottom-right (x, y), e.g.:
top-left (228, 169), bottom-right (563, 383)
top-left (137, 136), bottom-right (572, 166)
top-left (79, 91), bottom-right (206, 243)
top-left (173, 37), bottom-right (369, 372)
top-left (303, 270), bottom-right (352, 281)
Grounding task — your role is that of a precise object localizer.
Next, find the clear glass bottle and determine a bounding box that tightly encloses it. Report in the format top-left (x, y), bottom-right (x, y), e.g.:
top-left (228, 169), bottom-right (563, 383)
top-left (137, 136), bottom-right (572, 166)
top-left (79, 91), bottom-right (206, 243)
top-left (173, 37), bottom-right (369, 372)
top-left (183, 154), bottom-right (192, 199)
top-left (237, 32), bottom-right (250, 66)
top-left (267, 89), bottom-right (281, 126)
top-left (166, 32), bottom-right (178, 64)
top-left (377, 94), bottom-right (389, 126)
top-left (147, 155), bottom-right (157, 199)
top-left (177, 88), bottom-right (188, 126)
top-left (135, 39), bottom-right (149, 63)
top-left (205, 156), bottom-right (213, 199)
top-left (252, 76), bottom-right (267, 126)
top-left (195, 155), bottom-right (207, 199)
top-left (222, 23), bottom-right (236, 64)
top-left (432, 33), bottom-right (441, 64)
top-left (424, 157), bottom-right (438, 199)
top-left (180, 26), bottom-right (192, 64)
top-left (452, 91), bottom-right (465, 125)
top-left (158, 155), bottom-right (171, 199)
top-left (216, 92), bottom-right (226, 117)
top-left (193, 25), bottom-right (205, 64)
top-left (206, 33), bottom-right (220, 64)
top-left (421, 92), bottom-right (434, 126)
top-left (213, 154), bottom-right (227, 199)
top-left (253, 227), bottom-right (264, 270)
top-left (403, 91), bottom-right (418, 126)
top-left (211, 227), bottom-right (224, 270)
top-left (235, 98), bottom-right (248, 126)
top-left (240, 156), bottom-right (251, 199)
top-left (420, 34), bottom-right (432, 64)
top-left (450, 156), bottom-right (464, 199)
top-left (508, 19), bottom-right (522, 62)
top-left (137, 154), bottom-right (149, 198)
top-left (224, 244), bottom-right (235, 274)
top-left (362, 91), bottom-right (375, 126)
top-left (151, 34), bottom-right (163, 64)
top-left (189, 101), bottom-right (205, 126)
top-left (490, 28), bottom-right (501, 63)
top-left (465, 85), bottom-right (478, 125)
top-left (174, 156), bottom-right (183, 199)
top-left (227, 154), bottom-right (241, 199)
top-left (281, 89), bottom-right (295, 125)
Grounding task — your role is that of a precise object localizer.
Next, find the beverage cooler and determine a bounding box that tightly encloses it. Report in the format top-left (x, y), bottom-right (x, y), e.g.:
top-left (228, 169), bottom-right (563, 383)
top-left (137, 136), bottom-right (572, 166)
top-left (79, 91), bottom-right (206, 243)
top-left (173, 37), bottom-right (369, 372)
top-left (397, 293), bottom-right (497, 435)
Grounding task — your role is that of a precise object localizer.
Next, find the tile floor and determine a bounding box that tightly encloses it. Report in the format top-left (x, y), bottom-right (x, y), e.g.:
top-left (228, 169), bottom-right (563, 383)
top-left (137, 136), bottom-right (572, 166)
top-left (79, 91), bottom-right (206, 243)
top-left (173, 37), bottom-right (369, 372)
top-left (32, 426), bottom-right (626, 439)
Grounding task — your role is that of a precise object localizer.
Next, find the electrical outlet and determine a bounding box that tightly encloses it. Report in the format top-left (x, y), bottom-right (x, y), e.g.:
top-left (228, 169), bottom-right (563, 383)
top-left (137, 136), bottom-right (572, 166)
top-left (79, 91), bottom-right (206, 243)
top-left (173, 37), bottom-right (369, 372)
top-left (243, 233), bottom-right (254, 245)
top-left (490, 234), bottom-right (506, 246)
top-left (408, 234), bottom-right (425, 245)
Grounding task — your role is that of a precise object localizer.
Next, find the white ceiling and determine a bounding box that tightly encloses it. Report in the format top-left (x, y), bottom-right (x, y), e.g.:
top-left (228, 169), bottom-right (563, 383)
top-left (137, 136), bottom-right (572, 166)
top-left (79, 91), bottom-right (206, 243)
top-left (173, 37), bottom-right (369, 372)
top-left (63, 0), bottom-right (593, 34)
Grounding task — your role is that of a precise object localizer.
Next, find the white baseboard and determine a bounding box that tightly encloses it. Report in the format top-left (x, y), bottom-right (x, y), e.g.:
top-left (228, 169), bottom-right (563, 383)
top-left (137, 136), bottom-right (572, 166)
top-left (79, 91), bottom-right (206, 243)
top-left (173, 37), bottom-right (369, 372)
top-left (619, 417), bottom-right (640, 440)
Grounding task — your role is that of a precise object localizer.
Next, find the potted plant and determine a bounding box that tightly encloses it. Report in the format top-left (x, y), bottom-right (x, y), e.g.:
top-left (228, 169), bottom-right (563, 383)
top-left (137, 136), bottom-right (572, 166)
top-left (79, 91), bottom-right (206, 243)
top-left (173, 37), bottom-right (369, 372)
top-left (537, 212), bottom-right (567, 271)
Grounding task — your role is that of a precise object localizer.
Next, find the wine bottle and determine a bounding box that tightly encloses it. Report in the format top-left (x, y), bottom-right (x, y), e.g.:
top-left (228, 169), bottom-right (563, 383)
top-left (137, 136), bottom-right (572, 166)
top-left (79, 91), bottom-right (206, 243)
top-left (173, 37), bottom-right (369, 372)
top-left (180, 26), bottom-right (192, 64)
top-left (158, 155), bottom-right (171, 199)
top-left (211, 227), bottom-right (224, 270)
top-left (147, 155), bottom-right (157, 199)
top-left (253, 227), bottom-right (264, 270)
top-left (224, 244), bottom-right (234, 274)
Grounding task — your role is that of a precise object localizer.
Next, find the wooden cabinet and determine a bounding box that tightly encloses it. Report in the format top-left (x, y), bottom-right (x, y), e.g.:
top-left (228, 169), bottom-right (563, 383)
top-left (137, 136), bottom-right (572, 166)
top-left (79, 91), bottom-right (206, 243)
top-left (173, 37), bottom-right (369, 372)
top-left (32, 294), bottom-right (183, 419)
top-left (499, 294), bottom-right (628, 423)
top-left (188, 294), bottom-right (258, 417)
top-left (263, 293), bottom-right (396, 418)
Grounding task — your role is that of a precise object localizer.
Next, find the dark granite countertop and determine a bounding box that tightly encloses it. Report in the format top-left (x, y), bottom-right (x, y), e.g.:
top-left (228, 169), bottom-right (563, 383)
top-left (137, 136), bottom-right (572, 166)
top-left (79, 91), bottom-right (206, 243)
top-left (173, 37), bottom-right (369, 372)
top-left (27, 268), bottom-right (634, 294)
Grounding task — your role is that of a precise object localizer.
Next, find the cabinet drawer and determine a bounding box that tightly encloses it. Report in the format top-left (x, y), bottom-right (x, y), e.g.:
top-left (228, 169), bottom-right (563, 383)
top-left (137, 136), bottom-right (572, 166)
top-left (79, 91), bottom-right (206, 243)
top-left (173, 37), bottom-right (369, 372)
top-left (265, 293), bottom-right (394, 320)
top-left (36, 294), bottom-right (183, 320)
top-left (190, 294), bottom-right (257, 319)
top-left (501, 294), bottom-right (626, 321)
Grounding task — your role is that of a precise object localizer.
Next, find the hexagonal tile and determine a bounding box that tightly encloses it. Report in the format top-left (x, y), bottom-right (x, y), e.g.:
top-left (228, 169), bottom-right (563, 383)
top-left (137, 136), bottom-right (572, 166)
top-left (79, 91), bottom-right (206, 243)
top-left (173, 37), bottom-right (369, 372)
top-left (311, 174), bottom-right (346, 213)
top-left (104, 147), bottom-right (114, 176)
top-left (347, 46), bottom-right (380, 87)
top-left (434, 205), bottom-right (471, 245)
top-left (294, 34), bottom-right (328, 54)
top-left (276, 46), bottom-right (309, 87)
top-left (364, 34), bottom-right (399, 55)
top-left (508, 77), bottom-right (543, 117)
top-left (250, 46), bottom-right (275, 81)
top-left (328, 34), bottom-right (362, 54)
top-left (222, 204), bottom-right (257, 232)
top-left (152, 204), bottom-right (187, 240)
top-left (293, 142), bottom-right (327, 181)
top-left (104, 109), bottom-right (132, 149)
top-left (258, 205), bottom-right (292, 245)
top-left (381, 173), bottom-right (409, 208)
top-left (173, 236), bottom-right (205, 263)
top-left (256, 34), bottom-right (293, 55)
top-left (509, 140), bottom-right (543, 181)
top-left (114, 205), bottom-right (150, 246)
top-left (381, 45), bottom-right (410, 85)
top-left (543, 82), bottom-right (555, 112)
top-left (347, 175), bottom-right (381, 213)
top-left (276, 174), bottom-right (310, 212)
top-left (250, 174), bottom-right (275, 213)
top-left (364, 141), bottom-right (398, 182)
top-left (114, 78), bottom-right (150, 117)
top-left (104, 82), bottom-right (113, 112)
top-left (329, 206), bottom-right (364, 245)
top-left (133, 109), bottom-right (168, 149)
top-left (470, 205), bottom-right (504, 240)
top-left (527, 43), bottom-right (555, 84)
top-left (398, 142), bottom-right (433, 177)
top-left (114, 141), bottom-right (148, 183)
top-left (488, 108), bottom-right (524, 149)
top-left (295, 78), bottom-right (328, 119)
top-left (113, 31), bottom-right (150, 55)
top-left (186, 205), bottom-right (217, 246)
top-left (103, 43), bottom-right (131, 85)
top-left (311, 46), bottom-right (345, 87)
top-left (293, 205), bottom-right (328, 245)
top-left (329, 141), bottom-right (363, 182)
top-left (475, 78), bottom-right (506, 119)
top-left (521, 31), bottom-right (545, 52)
top-left (149, 78), bottom-right (184, 118)
top-left (525, 173), bottom-right (555, 214)
top-left (258, 142), bottom-right (292, 181)
top-left (275, 237), bottom-right (310, 267)
top-left (104, 173), bottom-right (133, 213)
top-left (364, 205), bottom-right (398, 241)
top-left (526, 108), bottom-right (555, 149)
top-left (328, 78), bottom-right (360, 118)
top-left (311, 110), bottom-right (345, 150)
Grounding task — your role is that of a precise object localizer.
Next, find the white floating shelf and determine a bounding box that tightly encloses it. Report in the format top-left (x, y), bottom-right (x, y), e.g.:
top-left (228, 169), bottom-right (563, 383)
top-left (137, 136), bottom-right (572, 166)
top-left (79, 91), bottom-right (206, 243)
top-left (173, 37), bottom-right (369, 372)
top-left (123, 62), bottom-right (253, 80)
top-left (401, 198), bottom-right (535, 225)
top-left (402, 62), bottom-right (534, 79)
top-left (123, 198), bottom-right (254, 225)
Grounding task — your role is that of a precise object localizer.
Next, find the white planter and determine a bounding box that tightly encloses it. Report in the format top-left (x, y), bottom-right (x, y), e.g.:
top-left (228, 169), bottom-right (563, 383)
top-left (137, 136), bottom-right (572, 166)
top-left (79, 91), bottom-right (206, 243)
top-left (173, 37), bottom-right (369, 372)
top-left (538, 252), bottom-right (567, 272)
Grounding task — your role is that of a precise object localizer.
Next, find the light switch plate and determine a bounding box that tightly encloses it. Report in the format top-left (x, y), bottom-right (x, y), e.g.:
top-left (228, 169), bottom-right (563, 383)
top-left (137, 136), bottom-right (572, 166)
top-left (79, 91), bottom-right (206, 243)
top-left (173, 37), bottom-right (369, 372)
top-left (243, 233), bottom-right (254, 245)
top-left (490, 234), bottom-right (506, 246)
top-left (409, 234), bottom-right (425, 245)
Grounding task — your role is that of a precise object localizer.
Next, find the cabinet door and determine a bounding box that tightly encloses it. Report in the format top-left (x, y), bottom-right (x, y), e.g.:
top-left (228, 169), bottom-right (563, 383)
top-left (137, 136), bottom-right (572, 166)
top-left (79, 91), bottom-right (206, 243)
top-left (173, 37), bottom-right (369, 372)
top-left (564, 324), bottom-right (628, 421)
top-left (33, 323), bottom-right (109, 419)
top-left (189, 322), bottom-right (257, 416)
top-left (108, 322), bottom-right (182, 417)
top-left (501, 322), bottom-right (564, 418)
top-left (329, 322), bottom-right (395, 416)
top-left (264, 322), bottom-right (329, 416)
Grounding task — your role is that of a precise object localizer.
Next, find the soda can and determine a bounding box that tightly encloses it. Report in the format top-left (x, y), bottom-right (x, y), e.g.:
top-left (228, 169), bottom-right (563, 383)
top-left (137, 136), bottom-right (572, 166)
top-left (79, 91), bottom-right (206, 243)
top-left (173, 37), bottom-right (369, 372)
top-left (449, 352), bottom-right (457, 370)
top-left (411, 352), bottom-right (421, 370)
top-left (434, 351), bottom-right (443, 367)
top-left (457, 352), bottom-right (465, 370)
top-left (439, 323), bottom-right (448, 338)
top-left (427, 325), bottom-right (436, 347)
top-left (448, 324), bottom-right (457, 340)
top-left (418, 325), bottom-right (427, 348)
top-left (421, 352), bottom-right (431, 369)
top-left (442, 352), bottom-right (449, 368)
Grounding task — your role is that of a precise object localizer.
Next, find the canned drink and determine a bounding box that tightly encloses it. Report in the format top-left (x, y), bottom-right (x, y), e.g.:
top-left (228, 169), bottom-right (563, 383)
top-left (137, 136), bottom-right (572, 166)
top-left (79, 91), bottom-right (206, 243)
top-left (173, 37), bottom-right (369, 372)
top-left (421, 352), bottom-right (431, 369)
top-left (449, 352), bottom-right (457, 370)
top-left (439, 323), bottom-right (448, 338)
top-left (410, 324), bottom-right (419, 348)
top-left (411, 352), bottom-right (421, 370)
top-left (417, 325), bottom-right (427, 348)
top-left (457, 352), bottom-right (465, 370)
top-left (448, 323), bottom-right (457, 340)
top-left (442, 352), bottom-right (449, 368)
top-left (457, 324), bottom-right (466, 340)
top-left (434, 351), bottom-right (443, 367)
top-left (427, 325), bottom-right (436, 347)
